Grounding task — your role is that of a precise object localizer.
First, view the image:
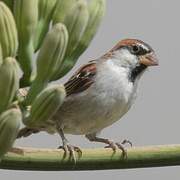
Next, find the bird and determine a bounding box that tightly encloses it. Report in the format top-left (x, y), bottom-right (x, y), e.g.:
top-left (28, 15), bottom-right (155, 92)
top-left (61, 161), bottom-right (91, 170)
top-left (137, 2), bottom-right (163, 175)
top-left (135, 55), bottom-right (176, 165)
top-left (17, 38), bottom-right (158, 161)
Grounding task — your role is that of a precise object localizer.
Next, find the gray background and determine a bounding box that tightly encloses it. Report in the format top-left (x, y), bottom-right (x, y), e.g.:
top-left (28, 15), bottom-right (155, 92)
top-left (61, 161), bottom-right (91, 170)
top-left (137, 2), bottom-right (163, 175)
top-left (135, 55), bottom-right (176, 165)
top-left (1, 0), bottom-right (180, 179)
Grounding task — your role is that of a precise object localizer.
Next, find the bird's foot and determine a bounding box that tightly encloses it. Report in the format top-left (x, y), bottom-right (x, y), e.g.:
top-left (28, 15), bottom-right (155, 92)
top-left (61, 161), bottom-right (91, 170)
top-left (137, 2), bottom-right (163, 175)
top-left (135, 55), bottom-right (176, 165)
top-left (58, 143), bottom-right (82, 163)
top-left (85, 134), bottom-right (131, 158)
top-left (104, 140), bottom-right (127, 158)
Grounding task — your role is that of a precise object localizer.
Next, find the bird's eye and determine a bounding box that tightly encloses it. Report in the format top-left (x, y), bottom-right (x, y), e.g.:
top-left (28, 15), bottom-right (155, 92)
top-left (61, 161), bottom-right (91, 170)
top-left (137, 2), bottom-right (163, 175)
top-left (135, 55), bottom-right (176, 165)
top-left (131, 45), bottom-right (140, 54)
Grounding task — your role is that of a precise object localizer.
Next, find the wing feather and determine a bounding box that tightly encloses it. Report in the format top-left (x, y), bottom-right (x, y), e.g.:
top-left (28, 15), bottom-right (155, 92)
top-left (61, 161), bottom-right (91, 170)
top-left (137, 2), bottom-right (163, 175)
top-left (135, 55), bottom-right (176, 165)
top-left (65, 61), bottom-right (97, 96)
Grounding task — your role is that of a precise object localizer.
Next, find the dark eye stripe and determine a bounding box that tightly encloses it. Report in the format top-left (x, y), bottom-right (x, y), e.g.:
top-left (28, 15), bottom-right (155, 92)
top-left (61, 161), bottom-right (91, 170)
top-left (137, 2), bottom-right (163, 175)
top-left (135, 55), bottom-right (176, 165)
top-left (129, 44), bottom-right (151, 56)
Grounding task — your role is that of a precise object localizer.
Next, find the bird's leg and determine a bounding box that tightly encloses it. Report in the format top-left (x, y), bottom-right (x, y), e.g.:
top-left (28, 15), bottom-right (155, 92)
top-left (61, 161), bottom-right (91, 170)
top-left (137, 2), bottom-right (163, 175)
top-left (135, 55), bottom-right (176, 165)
top-left (56, 127), bottom-right (82, 162)
top-left (85, 133), bottom-right (128, 158)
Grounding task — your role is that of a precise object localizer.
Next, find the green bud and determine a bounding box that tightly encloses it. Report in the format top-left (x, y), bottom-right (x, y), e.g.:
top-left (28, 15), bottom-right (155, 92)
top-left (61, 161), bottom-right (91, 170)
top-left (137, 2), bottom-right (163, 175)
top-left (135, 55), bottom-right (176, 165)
top-left (52, 0), bottom-right (76, 24)
top-left (0, 108), bottom-right (21, 159)
top-left (24, 84), bottom-right (66, 130)
top-left (0, 57), bottom-right (20, 113)
top-left (36, 23), bottom-right (68, 81)
top-left (51, 0), bottom-right (89, 80)
top-left (54, 0), bottom-right (106, 79)
top-left (34, 0), bottom-right (57, 51)
top-left (0, 2), bottom-right (18, 59)
top-left (74, 0), bottom-right (106, 59)
top-left (14, 0), bottom-right (38, 86)
top-left (25, 23), bottom-right (68, 105)
top-left (63, 0), bottom-right (89, 57)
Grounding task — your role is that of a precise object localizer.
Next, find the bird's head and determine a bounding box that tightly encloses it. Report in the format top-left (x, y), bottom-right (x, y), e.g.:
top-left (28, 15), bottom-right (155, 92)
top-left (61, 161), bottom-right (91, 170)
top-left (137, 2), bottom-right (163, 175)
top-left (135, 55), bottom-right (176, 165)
top-left (107, 38), bottom-right (159, 82)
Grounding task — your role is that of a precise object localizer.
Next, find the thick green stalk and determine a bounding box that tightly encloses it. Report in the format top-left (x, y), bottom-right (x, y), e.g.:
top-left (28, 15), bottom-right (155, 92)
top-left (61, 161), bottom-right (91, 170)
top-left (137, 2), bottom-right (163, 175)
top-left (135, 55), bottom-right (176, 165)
top-left (1, 145), bottom-right (180, 171)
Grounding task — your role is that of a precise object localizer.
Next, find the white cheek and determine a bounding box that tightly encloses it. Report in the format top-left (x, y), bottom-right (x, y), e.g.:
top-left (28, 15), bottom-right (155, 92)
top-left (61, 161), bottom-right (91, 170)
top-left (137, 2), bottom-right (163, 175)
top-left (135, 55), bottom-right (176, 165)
top-left (114, 49), bottom-right (138, 67)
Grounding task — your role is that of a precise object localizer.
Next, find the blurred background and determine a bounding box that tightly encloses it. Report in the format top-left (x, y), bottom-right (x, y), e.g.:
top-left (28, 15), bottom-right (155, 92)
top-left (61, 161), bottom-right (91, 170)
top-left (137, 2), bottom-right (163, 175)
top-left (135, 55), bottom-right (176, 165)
top-left (1, 0), bottom-right (180, 179)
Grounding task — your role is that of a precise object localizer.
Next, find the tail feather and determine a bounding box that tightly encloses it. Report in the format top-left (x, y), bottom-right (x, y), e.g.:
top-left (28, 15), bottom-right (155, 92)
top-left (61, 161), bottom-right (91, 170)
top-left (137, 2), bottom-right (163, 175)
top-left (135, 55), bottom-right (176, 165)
top-left (17, 127), bottom-right (40, 139)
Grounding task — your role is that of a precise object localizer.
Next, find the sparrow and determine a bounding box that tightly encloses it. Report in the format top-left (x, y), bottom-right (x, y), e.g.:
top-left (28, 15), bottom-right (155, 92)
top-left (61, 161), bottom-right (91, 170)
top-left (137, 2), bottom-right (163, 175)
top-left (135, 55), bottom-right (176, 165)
top-left (18, 38), bottom-right (158, 160)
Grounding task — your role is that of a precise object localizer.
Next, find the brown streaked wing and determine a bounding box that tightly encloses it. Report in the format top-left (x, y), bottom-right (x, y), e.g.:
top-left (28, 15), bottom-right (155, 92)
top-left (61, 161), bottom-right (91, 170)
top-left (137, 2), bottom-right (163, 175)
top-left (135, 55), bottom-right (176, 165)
top-left (65, 62), bottom-right (97, 96)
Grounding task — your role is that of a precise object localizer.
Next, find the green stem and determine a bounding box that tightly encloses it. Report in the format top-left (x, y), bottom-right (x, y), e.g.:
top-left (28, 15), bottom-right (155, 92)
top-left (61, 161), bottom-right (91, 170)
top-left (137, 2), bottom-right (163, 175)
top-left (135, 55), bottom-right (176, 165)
top-left (1, 145), bottom-right (180, 171)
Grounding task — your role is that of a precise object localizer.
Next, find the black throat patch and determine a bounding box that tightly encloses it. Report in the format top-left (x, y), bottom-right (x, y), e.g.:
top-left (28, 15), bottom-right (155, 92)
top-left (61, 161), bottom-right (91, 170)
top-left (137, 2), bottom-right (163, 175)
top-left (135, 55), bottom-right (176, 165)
top-left (129, 64), bottom-right (147, 83)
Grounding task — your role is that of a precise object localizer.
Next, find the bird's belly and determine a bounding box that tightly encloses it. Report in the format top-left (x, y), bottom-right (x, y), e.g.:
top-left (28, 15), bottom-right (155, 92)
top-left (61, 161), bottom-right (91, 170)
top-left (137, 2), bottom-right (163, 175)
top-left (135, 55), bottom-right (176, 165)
top-left (58, 89), bottom-right (134, 135)
top-left (62, 102), bottom-right (130, 135)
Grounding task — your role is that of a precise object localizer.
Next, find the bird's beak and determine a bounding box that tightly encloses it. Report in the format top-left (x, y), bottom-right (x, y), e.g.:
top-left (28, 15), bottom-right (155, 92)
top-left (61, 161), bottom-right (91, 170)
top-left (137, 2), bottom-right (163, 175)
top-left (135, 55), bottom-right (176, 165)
top-left (139, 52), bottom-right (159, 66)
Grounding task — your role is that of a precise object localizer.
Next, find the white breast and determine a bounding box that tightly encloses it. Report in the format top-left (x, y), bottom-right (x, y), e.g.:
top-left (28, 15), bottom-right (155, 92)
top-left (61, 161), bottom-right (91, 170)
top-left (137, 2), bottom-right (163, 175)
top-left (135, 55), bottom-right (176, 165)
top-left (90, 59), bottom-right (137, 125)
top-left (57, 59), bottom-right (138, 135)
top-left (95, 59), bottom-right (135, 104)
